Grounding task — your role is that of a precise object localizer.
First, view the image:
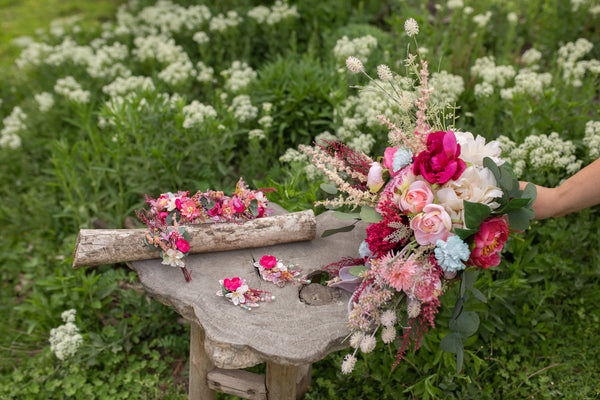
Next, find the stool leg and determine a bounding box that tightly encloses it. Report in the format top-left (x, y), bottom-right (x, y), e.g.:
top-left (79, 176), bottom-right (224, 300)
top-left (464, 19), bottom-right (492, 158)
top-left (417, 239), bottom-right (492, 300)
top-left (266, 362), bottom-right (298, 400)
top-left (189, 322), bottom-right (216, 400)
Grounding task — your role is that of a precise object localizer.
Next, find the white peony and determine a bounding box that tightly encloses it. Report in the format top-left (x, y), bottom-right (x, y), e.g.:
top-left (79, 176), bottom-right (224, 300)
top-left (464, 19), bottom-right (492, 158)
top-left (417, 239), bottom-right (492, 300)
top-left (454, 131), bottom-right (504, 167)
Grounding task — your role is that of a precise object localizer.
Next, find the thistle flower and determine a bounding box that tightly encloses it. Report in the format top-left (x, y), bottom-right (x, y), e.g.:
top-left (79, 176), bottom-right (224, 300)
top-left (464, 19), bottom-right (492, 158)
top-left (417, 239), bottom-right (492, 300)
top-left (341, 354), bottom-right (357, 374)
top-left (349, 331), bottom-right (364, 349)
top-left (346, 56), bottom-right (364, 73)
top-left (381, 326), bottom-right (396, 344)
top-left (360, 335), bottom-right (377, 353)
top-left (404, 18), bottom-right (419, 37)
top-left (380, 309), bottom-right (397, 327)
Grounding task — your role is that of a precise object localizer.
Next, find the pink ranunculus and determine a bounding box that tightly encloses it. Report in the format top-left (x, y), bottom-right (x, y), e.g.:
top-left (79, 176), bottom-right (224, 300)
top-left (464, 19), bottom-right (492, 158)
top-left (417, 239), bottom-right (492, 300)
top-left (223, 277), bottom-right (242, 291)
top-left (410, 204), bottom-right (452, 245)
top-left (412, 130), bottom-right (466, 184)
top-left (175, 239), bottom-right (190, 253)
top-left (260, 255), bottom-right (277, 269)
top-left (469, 217), bottom-right (509, 269)
top-left (230, 197), bottom-right (246, 213)
top-left (367, 161), bottom-right (385, 193)
top-left (400, 181), bottom-right (434, 214)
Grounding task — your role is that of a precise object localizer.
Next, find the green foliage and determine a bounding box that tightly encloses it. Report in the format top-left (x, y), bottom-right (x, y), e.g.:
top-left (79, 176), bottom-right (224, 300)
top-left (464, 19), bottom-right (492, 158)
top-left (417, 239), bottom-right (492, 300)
top-left (0, 0), bottom-right (598, 398)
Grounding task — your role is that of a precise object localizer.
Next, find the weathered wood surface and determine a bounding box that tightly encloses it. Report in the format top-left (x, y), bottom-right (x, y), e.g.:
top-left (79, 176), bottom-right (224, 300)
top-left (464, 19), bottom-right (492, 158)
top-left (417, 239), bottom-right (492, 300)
top-left (189, 322), bottom-right (216, 400)
top-left (73, 208), bottom-right (316, 267)
top-left (206, 368), bottom-right (267, 400)
top-left (128, 208), bottom-right (368, 369)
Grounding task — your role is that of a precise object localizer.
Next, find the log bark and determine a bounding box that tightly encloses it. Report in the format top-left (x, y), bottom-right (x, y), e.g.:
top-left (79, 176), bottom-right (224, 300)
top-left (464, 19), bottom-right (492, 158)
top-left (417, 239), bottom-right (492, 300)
top-left (73, 209), bottom-right (316, 267)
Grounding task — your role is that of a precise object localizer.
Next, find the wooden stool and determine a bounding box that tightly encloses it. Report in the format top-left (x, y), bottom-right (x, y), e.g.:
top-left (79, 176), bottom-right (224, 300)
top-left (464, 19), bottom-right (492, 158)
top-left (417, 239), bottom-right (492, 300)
top-left (128, 209), bottom-right (367, 399)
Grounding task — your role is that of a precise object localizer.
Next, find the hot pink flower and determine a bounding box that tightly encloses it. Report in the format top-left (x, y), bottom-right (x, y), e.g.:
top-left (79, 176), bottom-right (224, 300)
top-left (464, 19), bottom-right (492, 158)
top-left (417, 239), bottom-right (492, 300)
top-left (410, 204), bottom-right (452, 245)
top-left (367, 162), bottom-right (385, 193)
top-left (469, 217), bottom-right (509, 269)
top-left (175, 238), bottom-right (190, 253)
top-left (260, 255), bottom-right (277, 269)
top-left (400, 181), bottom-right (434, 214)
top-left (223, 277), bottom-right (242, 291)
top-left (207, 202), bottom-right (221, 217)
top-left (412, 130), bottom-right (466, 184)
top-left (230, 197), bottom-right (246, 213)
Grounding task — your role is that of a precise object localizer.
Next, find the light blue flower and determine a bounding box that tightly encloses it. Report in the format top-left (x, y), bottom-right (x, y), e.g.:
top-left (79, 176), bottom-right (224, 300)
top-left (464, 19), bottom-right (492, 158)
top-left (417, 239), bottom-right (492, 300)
top-left (359, 240), bottom-right (372, 258)
top-left (393, 148), bottom-right (413, 172)
top-left (434, 235), bottom-right (470, 273)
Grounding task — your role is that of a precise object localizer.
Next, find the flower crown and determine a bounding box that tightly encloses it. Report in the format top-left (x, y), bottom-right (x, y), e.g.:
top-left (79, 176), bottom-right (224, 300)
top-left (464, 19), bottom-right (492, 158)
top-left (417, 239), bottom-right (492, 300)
top-left (217, 277), bottom-right (275, 310)
top-left (136, 178), bottom-right (273, 282)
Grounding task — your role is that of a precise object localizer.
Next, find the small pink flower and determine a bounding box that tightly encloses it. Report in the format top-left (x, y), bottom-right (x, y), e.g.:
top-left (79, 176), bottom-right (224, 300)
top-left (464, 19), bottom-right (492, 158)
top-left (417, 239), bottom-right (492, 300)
top-left (410, 204), bottom-right (452, 245)
top-left (367, 162), bottom-right (385, 193)
top-left (385, 259), bottom-right (419, 292)
top-left (382, 147), bottom-right (401, 176)
top-left (260, 255), bottom-right (277, 269)
top-left (223, 277), bottom-right (242, 291)
top-left (400, 181), bottom-right (434, 214)
top-left (175, 239), bottom-right (190, 253)
top-left (469, 217), bottom-right (509, 269)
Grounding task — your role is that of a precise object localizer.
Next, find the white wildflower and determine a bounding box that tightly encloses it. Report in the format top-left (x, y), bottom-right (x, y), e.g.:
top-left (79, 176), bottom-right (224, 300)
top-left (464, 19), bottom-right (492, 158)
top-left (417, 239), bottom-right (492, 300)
top-left (209, 11), bottom-right (243, 33)
top-left (258, 115), bottom-right (273, 129)
top-left (349, 331), bottom-right (364, 349)
top-left (35, 92), bottom-right (55, 112)
top-left (521, 48), bottom-right (542, 67)
top-left (380, 310), bottom-right (397, 327)
top-left (54, 76), bottom-right (90, 104)
top-left (474, 82), bottom-right (494, 98)
top-left (429, 71), bottom-right (464, 104)
top-left (248, 129), bottom-right (266, 140)
top-left (404, 18), bottom-right (419, 37)
top-left (196, 61), bottom-right (214, 83)
top-left (446, 0), bottom-right (464, 10)
top-left (230, 94), bottom-right (258, 123)
top-left (49, 309), bottom-right (83, 361)
top-left (266, 1), bottom-right (300, 25)
top-left (248, 6), bottom-right (270, 23)
top-left (334, 35), bottom-right (378, 65)
top-left (0, 106), bottom-right (26, 149)
top-left (221, 61), bottom-right (257, 93)
top-left (473, 11), bottom-right (492, 28)
top-left (507, 12), bottom-right (518, 24)
top-left (377, 64), bottom-right (393, 82)
top-left (158, 57), bottom-right (196, 86)
top-left (193, 31), bottom-right (210, 45)
top-left (182, 101), bottom-right (217, 129)
top-left (102, 76), bottom-right (155, 98)
top-left (584, 120), bottom-right (600, 158)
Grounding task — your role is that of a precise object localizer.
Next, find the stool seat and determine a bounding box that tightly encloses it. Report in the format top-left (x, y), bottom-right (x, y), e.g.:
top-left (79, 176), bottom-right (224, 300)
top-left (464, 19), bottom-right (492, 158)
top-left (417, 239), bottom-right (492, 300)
top-left (128, 206), bottom-right (367, 399)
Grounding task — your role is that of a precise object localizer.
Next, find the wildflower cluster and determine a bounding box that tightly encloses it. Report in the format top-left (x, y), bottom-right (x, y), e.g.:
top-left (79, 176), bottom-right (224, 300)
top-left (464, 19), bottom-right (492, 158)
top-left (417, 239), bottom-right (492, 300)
top-left (309, 33), bottom-right (536, 374)
top-left (49, 310), bottom-right (83, 361)
top-left (0, 107), bottom-right (26, 149)
top-left (136, 179), bottom-right (272, 282)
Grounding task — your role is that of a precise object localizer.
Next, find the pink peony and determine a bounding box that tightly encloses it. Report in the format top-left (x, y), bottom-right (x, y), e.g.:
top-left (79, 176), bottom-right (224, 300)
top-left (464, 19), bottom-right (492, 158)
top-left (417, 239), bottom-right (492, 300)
top-left (469, 217), bottom-right (509, 269)
top-left (223, 277), bottom-right (242, 291)
top-left (367, 162), bottom-right (385, 193)
top-left (412, 130), bottom-right (466, 184)
top-left (260, 255), bottom-right (277, 269)
top-left (410, 204), bottom-right (452, 245)
top-left (400, 181), bottom-right (434, 214)
top-left (175, 239), bottom-right (190, 253)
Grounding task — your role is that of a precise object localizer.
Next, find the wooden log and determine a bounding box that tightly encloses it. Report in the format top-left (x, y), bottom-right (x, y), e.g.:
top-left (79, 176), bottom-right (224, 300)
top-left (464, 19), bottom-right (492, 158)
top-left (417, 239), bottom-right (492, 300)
top-left (73, 209), bottom-right (316, 267)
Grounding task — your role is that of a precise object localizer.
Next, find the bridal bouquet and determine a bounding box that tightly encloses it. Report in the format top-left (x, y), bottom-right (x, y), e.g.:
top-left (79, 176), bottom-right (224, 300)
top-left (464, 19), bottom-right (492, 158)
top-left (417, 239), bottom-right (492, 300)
top-left (303, 38), bottom-right (536, 374)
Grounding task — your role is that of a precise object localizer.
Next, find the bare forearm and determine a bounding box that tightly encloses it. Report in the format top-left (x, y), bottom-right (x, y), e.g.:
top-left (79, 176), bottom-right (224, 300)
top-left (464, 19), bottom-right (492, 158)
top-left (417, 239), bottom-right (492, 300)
top-left (520, 157), bottom-right (600, 219)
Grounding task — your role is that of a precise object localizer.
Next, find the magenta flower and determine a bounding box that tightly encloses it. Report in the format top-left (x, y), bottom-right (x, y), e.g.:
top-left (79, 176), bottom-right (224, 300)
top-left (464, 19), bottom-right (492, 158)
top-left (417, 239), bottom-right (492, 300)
top-left (175, 239), bottom-right (190, 253)
top-left (412, 130), bottom-right (466, 184)
top-left (223, 277), bottom-right (243, 291)
top-left (260, 255), bottom-right (277, 269)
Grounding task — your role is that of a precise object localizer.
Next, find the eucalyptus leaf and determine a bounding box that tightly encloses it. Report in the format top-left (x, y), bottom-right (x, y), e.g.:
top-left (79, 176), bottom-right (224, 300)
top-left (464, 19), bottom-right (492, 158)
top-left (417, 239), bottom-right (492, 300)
top-left (449, 310), bottom-right (480, 338)
top-left (450, 297), bottom-right (465, 320)
top-left (440, 332), bottom-right (463, 353)
top-left (456, 344), bottom-right (464, 374)
top-left (320, 183), bottom-right (338, 195)
top-left (522, 182), bottom-right (537, 205)
top-left (321, 224), bottom-right (356, 237)
top-left (508, 207), bottom-right (536, 231)
top-left (360, 206), bottom-right (383, 223)
top-left (469, 286), bottom-right (488, 303)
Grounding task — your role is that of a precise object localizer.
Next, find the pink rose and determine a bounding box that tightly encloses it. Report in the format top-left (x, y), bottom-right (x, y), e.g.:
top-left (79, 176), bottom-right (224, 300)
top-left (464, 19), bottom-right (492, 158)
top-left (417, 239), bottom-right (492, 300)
top-left (400, 181), bottom-right (434, 214)
top-left (410, 204), bottom-right (452, 245)
top-left (180, 199), bottom-right (200, 220)
top-left (175, 239), bottom-right (190, 253)
top-left (223, 277), bottom-right (242, 291)
top-left (469, 217), bottom-right (509, 269)
top-left (260, 255), bottom-right (277, 269)
top-left (367, 162), bottom-right (385, 193)
top-left (412, 130), bottom-right (466, 184)
top-left (206, 202), bottom-right (221, 217)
